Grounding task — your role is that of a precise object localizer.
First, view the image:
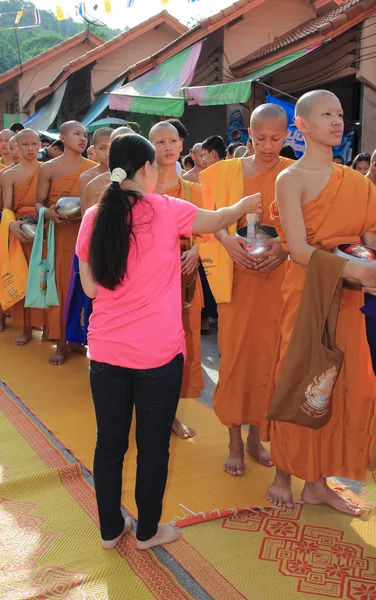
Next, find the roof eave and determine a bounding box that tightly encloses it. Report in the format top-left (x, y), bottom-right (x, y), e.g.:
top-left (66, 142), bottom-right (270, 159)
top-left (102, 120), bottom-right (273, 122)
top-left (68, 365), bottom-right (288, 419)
top-left (232, 3), bottom-right (376, 77)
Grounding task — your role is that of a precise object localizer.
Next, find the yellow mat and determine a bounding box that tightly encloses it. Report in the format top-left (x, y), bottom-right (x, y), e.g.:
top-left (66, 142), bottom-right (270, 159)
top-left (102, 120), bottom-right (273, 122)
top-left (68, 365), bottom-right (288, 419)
top-left (0, 326), bottom-right (304, 523)
top-left (166, 475), bottom-right (376, 599)
top-left (0, 384), bottom-right (193, 600)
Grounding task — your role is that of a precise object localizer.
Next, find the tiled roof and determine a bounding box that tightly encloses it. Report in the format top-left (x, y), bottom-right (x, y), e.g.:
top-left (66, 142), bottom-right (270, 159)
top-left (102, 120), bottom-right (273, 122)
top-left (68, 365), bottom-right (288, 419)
top-left (118, 0), bottom-right (268, 82)
top-left (24, 11), bottom-right (187, 111)
top-left (232, 0), bottom-right (376, 71)
top-left (0, 30), bottom-right (104, 85)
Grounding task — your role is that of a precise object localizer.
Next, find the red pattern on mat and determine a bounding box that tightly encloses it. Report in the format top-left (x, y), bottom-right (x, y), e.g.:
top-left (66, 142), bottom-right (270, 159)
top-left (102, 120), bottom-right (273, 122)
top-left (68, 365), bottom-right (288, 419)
top-left (0, 386), bottom-right (192, 600)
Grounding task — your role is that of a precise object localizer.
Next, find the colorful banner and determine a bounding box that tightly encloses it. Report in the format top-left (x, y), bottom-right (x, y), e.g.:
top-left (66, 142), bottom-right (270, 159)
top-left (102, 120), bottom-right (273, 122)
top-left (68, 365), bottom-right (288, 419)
top-left (55, 6), bottom-right (65, 21)
top-left (34, 8), bottom-right (42, 25)
top-left (109, 42), bottom-right (202, 117)
top-left (104, 0), bottom-right (112, 12)
top-left (266, 94), bottom-right (354, 161)
top-left (76, 3), bottom-right (86, 16)
top-left (15, 11), bottom-right (23, 24)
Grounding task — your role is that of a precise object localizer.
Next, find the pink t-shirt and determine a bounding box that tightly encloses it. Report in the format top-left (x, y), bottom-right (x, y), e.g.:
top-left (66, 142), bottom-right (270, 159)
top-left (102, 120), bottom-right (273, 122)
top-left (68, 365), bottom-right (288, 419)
top-left (76, 193), bottom-right (198, 369)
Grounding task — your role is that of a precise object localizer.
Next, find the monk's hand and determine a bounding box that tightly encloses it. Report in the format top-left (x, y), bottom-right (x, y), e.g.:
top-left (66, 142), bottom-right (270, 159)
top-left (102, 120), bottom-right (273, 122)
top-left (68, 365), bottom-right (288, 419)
top-left (181, 244), bottom-right (199, 275)
top-left (9, 220), bottom-right (30, 243)
top-left (255, 238), bottom-right (288, 272)
top-left (45, 206), bottom-right (68, 224)
top-left (360, 263), bottom-right (376, 294)
top-left (221, 233), bottom-right (257, 269)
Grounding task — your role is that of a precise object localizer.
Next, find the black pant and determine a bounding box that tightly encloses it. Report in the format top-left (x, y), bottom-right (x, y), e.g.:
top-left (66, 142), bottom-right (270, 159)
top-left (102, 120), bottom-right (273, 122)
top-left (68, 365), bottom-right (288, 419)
top-left (199, 263), bottom-right (218, 320)
top-left (90, 353), bottom-right (184, 541)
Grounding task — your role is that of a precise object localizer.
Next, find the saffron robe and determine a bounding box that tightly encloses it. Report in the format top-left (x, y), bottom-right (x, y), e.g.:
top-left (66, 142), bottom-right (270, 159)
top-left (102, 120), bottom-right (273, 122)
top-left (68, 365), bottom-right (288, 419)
top-left (201, 157), bottom-right (292, 427)
top-left (265, 164), bottom-right (376, 481)
top-left (45, 159), bottom-right (96, 340)
top-left (11, 165), bottom-right (45, 328)
top-left (165, 179), bottom-right (205, 399)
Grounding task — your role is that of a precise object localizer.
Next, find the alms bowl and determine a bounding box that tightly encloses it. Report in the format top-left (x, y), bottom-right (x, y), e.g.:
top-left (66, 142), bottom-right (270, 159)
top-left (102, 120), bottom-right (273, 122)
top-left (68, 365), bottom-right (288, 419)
top-left (235, 225), bottom-right (279, 264)
top-left (20, 222), bottom-right (37, 242)
top-left (56, 196), bottom-right (81, 220)
top-left (333, 243), bottom-right (376, 289)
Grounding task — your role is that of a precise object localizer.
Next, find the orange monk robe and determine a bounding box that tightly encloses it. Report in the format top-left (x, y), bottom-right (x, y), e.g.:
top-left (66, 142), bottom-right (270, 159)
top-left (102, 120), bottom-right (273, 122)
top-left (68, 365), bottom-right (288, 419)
top-left (200, 157), bottom-right (293, 427)
top-left (165, 179), bottom-right (205, 398)
top-left (11, 164), bottom-right (45, 328)
top-left (265, 164), bottom-right (376, 482)
top-left (46, 159), bottom-right (96, 341)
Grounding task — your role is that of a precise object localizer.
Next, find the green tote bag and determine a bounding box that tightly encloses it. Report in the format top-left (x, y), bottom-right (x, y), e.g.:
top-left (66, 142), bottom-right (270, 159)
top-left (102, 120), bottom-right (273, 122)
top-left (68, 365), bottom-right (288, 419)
top-left (25, 207), bottom-right (59, 309)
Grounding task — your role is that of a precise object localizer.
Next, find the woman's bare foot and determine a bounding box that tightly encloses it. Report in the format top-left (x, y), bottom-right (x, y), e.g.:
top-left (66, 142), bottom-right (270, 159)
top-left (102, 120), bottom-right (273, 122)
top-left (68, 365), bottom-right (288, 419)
top-left (172, 417), bottom-right (196, 439)
top-left (225, 427), bottom-right (245, 475)
top-left (102, 517), bottom-right (132, 550)
top-left (266, 469), bottom-right (294, 508)
top-left (13, 327), bottom-right (33, 346)
top-left (246, 425), bottom-right (274, 467)
top-left (135, 523), bottom-right (181, 550)
top-left (49, 341), bottom-right (67, 365)
top-left (301, 477), bottom-right (362, 516)
top-left (68, 342), bottom-right (87, 356)
top-left (0, 312), bottom-right (6, 332)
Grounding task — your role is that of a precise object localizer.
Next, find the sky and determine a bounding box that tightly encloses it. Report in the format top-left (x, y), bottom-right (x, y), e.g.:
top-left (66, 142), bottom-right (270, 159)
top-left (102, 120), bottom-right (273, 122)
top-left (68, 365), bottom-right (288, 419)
top-left (33, 0), bottom-right (236, 30)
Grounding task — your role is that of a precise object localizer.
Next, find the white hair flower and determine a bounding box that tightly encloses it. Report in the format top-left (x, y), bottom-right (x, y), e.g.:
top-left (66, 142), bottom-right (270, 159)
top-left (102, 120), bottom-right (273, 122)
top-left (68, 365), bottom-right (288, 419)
top-left (110, 167), bottom-right (127, 183)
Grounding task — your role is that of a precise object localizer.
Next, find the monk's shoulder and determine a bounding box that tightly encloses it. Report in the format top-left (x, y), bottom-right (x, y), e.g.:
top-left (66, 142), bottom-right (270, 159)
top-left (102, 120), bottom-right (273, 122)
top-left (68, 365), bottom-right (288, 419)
top-left (276, 164), bottom-right (305, 192)
top-left (2, 164), bottom-right (20, 184)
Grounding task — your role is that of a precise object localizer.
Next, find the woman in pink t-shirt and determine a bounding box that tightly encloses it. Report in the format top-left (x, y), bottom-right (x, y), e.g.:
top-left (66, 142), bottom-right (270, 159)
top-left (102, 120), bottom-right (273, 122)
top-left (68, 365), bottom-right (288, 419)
top-left (76, 133), bottom-right (262, 551)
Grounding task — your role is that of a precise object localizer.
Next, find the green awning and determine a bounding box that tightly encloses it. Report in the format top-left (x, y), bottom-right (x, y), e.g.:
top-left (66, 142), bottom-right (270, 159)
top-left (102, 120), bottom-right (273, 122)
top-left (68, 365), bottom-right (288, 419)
top-left (184, 45), bottom-right (321, 106)
top-left (109, 42), bottom-right (202, 117)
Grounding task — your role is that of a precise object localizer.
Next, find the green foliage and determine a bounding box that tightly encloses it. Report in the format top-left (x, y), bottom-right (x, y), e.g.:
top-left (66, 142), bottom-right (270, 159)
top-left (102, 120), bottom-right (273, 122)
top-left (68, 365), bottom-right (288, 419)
top-left (0, 0), bottom-right (122, 73)
top-left (20, 32), bottom-right (65, 60)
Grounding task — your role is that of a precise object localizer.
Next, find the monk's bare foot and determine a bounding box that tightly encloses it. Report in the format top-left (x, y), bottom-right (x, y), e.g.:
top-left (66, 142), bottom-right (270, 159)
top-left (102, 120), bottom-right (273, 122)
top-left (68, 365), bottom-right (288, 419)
top-left (225, 426), bottom-right (245, 475)
top-left (68, 342), bottom-right (87, 356)
top-left (135, 523), bottom-right (181, 550)
top-left (49, 342), bottom-right (67, 366)
top-left (13, 327), bottom-right (33, 346)
top-left (102, 517), bottom-right (132, 550)
top-left (246, 425), bottom-right (274, 467)
top-left (301, 477), bottom-right (362, 516)
top-left (0, 312), bottom-right (6, 332)
top-left (172, 417), bottom-right (196, 439)
top-left (266, 469), bottom-right (294, 508)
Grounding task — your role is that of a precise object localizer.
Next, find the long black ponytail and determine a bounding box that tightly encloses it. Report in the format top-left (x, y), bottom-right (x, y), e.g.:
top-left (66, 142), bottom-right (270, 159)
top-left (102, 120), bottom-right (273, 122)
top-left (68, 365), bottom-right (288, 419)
top-left (89, 134), bottom-right (156, 290)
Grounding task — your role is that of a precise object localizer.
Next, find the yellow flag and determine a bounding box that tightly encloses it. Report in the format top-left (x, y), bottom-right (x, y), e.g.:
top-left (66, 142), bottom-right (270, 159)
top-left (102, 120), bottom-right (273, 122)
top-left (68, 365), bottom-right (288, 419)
top-left (161, 0), bottom-right (170, 4)
top-left (55, 6), bottom-right (65, 21)
top-left (104, 0), bottom-right (112, 13)
top-left (15, 11), bottom-right (23, 24)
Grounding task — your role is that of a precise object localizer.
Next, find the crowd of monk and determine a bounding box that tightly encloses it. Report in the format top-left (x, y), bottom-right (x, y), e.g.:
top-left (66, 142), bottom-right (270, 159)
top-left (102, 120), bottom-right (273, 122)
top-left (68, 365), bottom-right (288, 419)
top-left (1, 89), bottom-right (376, 519)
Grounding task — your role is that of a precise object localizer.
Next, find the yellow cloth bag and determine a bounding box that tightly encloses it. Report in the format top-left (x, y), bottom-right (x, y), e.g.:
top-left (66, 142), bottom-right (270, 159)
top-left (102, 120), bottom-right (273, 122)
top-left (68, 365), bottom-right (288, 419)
top-left (199, 159), bottom-right (243, 304)
top-left (0, 209), bottom-right (28, 311)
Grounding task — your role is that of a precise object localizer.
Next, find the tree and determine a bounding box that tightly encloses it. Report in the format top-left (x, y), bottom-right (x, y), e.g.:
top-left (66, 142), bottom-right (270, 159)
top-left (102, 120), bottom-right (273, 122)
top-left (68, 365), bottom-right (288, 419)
top-left (20, 32), bottom-right (65, 61)
top-left (0, 35), bottom-right (18, 73)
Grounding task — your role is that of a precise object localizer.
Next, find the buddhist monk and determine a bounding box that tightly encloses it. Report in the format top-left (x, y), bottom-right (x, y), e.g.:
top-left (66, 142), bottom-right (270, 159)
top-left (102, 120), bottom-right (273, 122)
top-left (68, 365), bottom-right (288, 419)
top-left (182, 143), bottom-right (206, 184)
top-left (35, 121), bottom-right (96, 365)
top-left (265, 90), bottom-right (376, 515)
top-left (82, 127), bottom-right (134, 215)
top-left (0, 129), bottom-right (15, 166)
top-left (150, 121), bottom-right (205, 439)
top-left (87, 145), bottom-right (97, 163)
top-left (200, 104), bottom-right (292, 475)
top-left (79, 128), bottom-right (112, 214)
top-left (2, 129), bottom-right (44, 345)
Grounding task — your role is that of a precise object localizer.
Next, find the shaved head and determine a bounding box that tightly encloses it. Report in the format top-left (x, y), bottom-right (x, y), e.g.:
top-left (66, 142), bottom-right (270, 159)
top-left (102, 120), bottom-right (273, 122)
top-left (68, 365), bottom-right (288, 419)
top-left (191, 143), bottom-right (202, 155)
top-left (250, 104), bottom-right (288, 129)
top-left (9, 135), bottom-right (17, 149)
top-left (295, 90), bottom-right (338, 119)
top-left (110, 126), bottom-right (133, 142)
top-left (93, 127), bottom-right (113, 145)
top-left (149, 121), bottom-right (179, 142)
top-left (0, 129), bottom-right (13, 138)
top-left (60, 120), bottom-right (86, 136)
top-left (16, 128), bottom-right (40, 143)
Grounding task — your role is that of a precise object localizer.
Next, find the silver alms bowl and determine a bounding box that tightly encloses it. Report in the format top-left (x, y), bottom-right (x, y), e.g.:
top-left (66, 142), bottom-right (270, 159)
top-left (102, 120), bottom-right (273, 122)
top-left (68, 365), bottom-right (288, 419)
top-left (20, 222), bottom-right (37, 242)
top-left (333, 243), bottom-right (376, 289)
top-left (56, 196), bottom-right (81, 220)
top-left (236, 225), bottom-right (279, 264)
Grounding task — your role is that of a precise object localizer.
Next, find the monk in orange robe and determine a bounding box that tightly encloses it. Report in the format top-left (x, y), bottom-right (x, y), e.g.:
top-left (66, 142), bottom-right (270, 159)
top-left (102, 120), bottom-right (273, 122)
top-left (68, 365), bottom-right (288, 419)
top-left (200, 104), bottom-right (292, 475)
top-left (150, 121), bottom-right (205, 439)
top-left (79, 128), bottom-right (112, 213)
top-left (35, 121), bottom-right (96, 365)
top-left (0, 129), bottom-right (15, 167)
top-left (81, 127), bottom-right (133, 215)
top-left (2, 129), bottom-right (45, 344)
top-left (265, 90), bottom-right (376, 515)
